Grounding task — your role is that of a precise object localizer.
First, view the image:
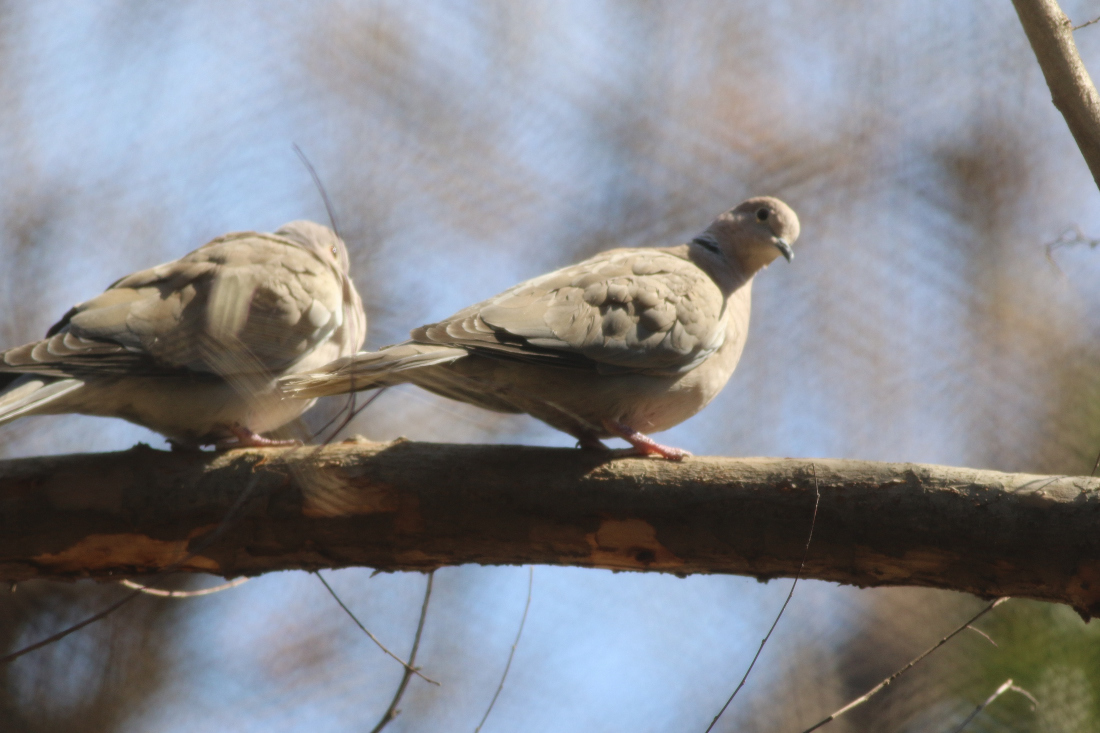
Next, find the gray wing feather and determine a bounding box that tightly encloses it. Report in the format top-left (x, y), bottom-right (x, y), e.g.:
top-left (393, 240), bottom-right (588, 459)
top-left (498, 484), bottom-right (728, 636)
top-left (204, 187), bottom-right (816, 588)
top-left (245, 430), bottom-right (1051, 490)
top-left (413, 249), bottom-right (726, 375)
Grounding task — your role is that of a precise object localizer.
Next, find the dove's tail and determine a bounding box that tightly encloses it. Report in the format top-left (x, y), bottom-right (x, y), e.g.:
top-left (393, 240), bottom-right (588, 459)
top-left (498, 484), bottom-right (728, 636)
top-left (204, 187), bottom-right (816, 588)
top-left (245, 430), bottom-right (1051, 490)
top-left (278, 343), bottom-right (467, 398)
top-left (0, 374), bottom-right (85, 426)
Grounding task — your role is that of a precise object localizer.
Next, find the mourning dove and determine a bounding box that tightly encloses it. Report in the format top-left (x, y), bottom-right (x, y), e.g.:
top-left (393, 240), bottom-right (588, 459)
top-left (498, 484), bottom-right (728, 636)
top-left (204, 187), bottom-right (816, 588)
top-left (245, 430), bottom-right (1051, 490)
top-left (280, 197), bottom-right (798, 459)
top-left (0, 221), bottom-right (366, 448)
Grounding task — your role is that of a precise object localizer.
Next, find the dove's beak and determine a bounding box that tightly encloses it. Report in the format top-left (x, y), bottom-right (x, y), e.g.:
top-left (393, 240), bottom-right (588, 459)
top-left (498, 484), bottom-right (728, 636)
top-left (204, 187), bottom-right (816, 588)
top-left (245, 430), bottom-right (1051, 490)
top-left (773, 237), bottom-right (794, 263)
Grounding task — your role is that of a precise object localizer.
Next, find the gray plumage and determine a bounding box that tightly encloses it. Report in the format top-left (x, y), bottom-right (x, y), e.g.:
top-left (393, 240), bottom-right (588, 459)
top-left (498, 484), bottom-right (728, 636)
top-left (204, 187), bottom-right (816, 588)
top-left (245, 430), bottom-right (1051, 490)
top-left (280, 197), bottom-right (799, 458)
top-left (0, 221), bottom-right (366, 447)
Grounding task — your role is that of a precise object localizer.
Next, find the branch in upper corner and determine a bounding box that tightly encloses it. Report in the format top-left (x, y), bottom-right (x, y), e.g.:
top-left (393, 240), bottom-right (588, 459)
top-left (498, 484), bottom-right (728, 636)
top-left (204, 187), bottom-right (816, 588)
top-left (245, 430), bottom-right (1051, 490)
top-left (1011, 0), bottom-right (1100, 192)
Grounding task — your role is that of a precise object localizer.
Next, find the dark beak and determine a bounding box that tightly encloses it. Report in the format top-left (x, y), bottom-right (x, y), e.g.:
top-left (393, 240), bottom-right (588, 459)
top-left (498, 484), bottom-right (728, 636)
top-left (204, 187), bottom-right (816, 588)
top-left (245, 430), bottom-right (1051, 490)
top-left (773, 237), bottom-right (794, 263)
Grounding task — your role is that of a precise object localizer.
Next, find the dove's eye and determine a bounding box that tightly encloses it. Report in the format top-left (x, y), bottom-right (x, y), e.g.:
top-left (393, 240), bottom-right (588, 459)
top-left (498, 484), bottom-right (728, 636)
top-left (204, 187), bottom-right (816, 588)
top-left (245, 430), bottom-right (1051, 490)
top-left (756, 208), bottom-right (770, 221)
top-left (331, 245), bottom-right (338, 256)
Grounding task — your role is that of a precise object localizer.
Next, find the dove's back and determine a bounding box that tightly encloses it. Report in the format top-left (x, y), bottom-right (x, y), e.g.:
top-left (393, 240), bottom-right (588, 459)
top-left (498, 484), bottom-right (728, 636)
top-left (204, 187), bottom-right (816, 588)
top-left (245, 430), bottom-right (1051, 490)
top-left (0, 221), bottom-right (366, 447)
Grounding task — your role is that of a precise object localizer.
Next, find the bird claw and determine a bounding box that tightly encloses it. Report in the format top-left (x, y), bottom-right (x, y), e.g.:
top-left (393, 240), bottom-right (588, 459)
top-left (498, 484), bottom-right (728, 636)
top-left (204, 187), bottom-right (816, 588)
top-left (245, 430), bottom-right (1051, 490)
top-left (217, 423), bottom-right (301, 450)
top-left (601, 420), bottom-right (691, 461)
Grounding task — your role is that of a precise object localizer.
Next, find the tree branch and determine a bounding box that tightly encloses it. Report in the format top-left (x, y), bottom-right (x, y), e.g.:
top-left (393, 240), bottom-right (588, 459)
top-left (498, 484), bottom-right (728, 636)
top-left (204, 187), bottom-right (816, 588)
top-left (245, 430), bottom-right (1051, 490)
top-left (2, 439), bottom-right (1100, 615)
top-left (1012, 0), bottom-right (1100, 191)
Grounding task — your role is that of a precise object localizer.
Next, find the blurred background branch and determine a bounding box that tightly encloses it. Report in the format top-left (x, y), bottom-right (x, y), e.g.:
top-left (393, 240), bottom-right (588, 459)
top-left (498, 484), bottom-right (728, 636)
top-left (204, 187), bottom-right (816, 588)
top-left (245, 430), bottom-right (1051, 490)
top-left (4, 442), bottom-right (1100, 614)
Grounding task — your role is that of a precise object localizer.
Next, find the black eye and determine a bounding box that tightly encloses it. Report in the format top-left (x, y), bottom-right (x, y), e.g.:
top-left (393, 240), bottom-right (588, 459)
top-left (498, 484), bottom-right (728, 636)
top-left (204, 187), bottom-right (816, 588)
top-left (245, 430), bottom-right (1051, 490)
top-left (756, 208), bottom-right (769, 221)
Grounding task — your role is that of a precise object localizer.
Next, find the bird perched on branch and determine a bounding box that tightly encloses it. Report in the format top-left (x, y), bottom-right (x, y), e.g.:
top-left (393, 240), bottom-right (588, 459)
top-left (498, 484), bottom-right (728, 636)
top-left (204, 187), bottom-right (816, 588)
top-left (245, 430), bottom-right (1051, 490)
top-left (0, 221), bottom-right (366, 448)
top-left (280, 197), bottom-right (798, 459)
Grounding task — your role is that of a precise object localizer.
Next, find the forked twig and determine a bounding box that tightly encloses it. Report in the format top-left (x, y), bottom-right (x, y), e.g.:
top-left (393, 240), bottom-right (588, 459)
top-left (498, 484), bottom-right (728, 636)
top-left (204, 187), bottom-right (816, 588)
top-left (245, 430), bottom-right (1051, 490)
top-left (950, 678), bottom-right (1037, 733)
top-left (799, 597), bottom-right (1010, 732)
top-left (473, 566), bottom-right (534, 733)
top-left (370, 571), bottom-right (436, 733)
top-left (314, 571), bottom-right (439, 685)
top-left (704, 464), bottom-right (822, 732)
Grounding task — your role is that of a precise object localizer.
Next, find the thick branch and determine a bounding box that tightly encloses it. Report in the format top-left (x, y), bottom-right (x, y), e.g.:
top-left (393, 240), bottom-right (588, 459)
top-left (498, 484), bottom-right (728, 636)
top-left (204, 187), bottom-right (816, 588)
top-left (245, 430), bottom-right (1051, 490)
top-left (1013, 0), bottom-right (1100, 191)
top-left (2, 440), bottom-right (1100, 615)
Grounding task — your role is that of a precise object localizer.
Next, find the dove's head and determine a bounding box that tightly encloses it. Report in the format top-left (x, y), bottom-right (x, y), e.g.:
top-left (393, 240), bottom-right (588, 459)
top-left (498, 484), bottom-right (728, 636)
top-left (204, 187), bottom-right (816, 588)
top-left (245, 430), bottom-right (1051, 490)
top-left (276, 220), bottom-right (352, 273)
top-left (699, 196), bottom-right (800, 276)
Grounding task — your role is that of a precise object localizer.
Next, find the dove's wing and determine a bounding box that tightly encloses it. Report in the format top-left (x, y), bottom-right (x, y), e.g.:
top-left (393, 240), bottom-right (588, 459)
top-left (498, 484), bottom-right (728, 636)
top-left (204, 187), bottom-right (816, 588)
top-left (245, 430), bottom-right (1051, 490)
top-left (413, 248), bottom-right (728, 376)
top-left (0, 231), bottom-right (349, 380)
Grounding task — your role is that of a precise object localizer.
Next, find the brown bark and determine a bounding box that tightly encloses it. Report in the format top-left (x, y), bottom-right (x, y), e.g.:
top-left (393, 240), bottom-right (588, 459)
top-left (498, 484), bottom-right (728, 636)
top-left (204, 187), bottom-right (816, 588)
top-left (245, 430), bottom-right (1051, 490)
top-left (1012, 0), bottom-right (1100, 191)
top-left (2, 439), bottom-right (1100, 615)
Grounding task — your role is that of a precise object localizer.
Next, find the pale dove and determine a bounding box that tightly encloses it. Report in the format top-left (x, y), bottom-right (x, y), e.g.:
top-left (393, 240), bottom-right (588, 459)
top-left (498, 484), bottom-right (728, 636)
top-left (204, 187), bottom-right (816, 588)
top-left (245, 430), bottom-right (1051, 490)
top-left (0, 221), bottom-right (366, 448)
top-left (280, 197), bottom-right (798, 459)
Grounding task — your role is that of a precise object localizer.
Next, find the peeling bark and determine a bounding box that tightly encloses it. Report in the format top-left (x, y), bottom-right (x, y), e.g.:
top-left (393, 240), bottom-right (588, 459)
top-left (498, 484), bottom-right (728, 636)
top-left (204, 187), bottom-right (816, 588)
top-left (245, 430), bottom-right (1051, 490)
top-left (2, 439), bottom-right (1100, 615)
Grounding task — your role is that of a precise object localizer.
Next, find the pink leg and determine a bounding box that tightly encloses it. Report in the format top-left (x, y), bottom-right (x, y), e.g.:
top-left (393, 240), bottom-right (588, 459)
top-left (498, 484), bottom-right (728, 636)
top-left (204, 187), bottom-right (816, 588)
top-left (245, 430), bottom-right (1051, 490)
top-left (602, 420), bottom-right (691, 461)
top-left (217, 423), bottom-right (300, 450)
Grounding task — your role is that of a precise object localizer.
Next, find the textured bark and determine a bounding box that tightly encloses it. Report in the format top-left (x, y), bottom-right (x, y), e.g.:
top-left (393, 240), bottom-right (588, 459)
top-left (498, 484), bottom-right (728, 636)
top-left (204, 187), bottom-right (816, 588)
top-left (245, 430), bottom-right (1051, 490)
top-left (1013, 0), bottom-right (1100, 191)
top-left (2, 439), bottom-right (1100, 614)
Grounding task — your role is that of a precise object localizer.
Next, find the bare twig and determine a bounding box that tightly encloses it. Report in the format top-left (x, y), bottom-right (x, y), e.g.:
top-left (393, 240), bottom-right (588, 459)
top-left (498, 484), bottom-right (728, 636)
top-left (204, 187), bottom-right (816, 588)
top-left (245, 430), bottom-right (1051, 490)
top-left (119, 577), bottom-right (250, 598)
top-left (473, 566), bottom-right (534, 733)
top-left (1045, 226), bottom-right (1100, 273)
top-left (0, 588), bottom-right (145, 664)
top-left (315, 387), bottom-right (388, 446)
top-left (800, 597), bottom-right (1010, 732)
top-left (369, 571), bottom-right (436, 733)
top-left (950, 678), bottom-right (1037, 733)
top-left (964, 625), bottom-right (998, 647)
top-left (1073, 15), bottom-right (1100, 31)
top-left (292, 143), bottom-right (341, 240)
top-left (314, 570), bottom-right (439, 685)
top-left (703, 465), bottom-right (821, 733)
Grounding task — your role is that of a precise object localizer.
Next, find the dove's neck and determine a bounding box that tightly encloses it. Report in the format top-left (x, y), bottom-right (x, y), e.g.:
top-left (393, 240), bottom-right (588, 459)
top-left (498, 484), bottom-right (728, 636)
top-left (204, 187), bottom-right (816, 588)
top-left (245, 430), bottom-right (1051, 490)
top-left (680, 240), bottom-right (755, 296)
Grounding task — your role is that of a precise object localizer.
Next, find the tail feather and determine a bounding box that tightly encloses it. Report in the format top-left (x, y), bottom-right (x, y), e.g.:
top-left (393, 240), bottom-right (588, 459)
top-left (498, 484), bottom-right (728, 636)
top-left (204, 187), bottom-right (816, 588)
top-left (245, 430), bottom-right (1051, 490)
top-left (0, 375), bottom-right (84, 426)
top-left (278, 343), bottom-right (467, 398)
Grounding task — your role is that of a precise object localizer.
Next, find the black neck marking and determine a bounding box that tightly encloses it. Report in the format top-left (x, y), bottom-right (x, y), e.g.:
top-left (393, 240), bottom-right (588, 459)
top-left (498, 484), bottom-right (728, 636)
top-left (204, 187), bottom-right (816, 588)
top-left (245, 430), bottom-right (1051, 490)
top-left (692, 235), bottom-right (720, 254)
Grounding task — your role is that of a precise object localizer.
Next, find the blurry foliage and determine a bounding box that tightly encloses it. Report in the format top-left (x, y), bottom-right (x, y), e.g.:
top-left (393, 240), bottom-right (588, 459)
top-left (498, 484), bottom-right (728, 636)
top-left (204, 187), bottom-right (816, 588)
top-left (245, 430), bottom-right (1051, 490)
top-left (0, 0), bottom-right (1099, 731)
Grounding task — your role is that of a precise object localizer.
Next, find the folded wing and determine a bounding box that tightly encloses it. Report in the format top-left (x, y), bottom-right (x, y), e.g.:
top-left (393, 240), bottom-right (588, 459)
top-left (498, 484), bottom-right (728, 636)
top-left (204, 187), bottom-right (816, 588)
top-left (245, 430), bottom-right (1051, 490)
top-left (413, 249), bottom-right (727, 375)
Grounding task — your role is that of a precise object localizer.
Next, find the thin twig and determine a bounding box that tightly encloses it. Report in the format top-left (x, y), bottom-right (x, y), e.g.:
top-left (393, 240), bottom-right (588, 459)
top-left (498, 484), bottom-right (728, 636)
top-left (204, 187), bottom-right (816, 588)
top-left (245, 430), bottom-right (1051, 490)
top-left (704, 464), bottom-right (822, 732)
top-left (964, 625), bottom-right (997, 647)
top-left (473, 566), bottom-right (534, 733)
top-left (370, 571), bottom-right (436, 733)
top-left (1073, 15), bottom-right (1100, 31)
top-left (316, 386), bottom-right (388, 446)
top-left (800, 597), bottom-right (1010, 732)
top-left (1044, 226), bottom-right (1100, 274)
top-left (950, 678), bottom-right (1037, 733)
top-left (119, 577), bottom-right (250, 598)
top-left (314, 570), bottom-right (439, 685)
top-left (1, 472), bottom-right (265, 665)
top-left (292, 143), bottom-right (341, 240)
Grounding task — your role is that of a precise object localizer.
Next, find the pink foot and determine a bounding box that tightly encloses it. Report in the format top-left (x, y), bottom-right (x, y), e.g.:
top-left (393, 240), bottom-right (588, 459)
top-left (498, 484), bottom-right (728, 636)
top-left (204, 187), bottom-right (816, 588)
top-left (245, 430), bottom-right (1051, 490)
top-left (602, 420), bottom-right (691, 461)
top-left (217, 423), bottom-right (300, 450)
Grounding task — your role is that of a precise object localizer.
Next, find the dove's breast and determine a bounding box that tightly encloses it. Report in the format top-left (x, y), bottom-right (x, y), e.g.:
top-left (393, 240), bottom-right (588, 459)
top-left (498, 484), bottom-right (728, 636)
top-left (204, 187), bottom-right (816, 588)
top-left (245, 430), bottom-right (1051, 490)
top-left (611, 295), bottom-right (751, 433)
